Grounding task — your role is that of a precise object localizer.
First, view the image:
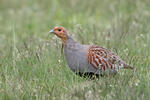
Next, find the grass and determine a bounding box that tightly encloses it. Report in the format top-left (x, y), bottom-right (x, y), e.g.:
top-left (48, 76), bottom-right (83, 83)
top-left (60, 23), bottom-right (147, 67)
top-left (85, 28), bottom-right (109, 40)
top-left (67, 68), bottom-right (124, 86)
top-left (0, 0), bottom-right (150, 99)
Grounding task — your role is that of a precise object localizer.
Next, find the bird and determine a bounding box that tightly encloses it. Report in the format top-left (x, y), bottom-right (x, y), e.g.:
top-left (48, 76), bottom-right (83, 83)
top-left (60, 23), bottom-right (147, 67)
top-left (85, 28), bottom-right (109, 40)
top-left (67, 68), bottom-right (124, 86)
top-left (49, 26), bottom-right (134, 78)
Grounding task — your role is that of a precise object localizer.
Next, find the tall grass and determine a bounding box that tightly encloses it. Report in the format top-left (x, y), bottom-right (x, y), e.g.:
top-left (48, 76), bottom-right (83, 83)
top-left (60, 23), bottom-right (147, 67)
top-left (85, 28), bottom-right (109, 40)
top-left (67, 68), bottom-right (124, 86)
top-left (0, 0), bottom-right (150, 99)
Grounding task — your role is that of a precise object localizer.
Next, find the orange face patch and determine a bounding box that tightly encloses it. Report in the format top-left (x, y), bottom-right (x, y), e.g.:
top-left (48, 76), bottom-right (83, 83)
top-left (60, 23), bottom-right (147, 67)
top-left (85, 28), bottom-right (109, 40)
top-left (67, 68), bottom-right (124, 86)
top-left (53, 26), bottom-right (68, 45)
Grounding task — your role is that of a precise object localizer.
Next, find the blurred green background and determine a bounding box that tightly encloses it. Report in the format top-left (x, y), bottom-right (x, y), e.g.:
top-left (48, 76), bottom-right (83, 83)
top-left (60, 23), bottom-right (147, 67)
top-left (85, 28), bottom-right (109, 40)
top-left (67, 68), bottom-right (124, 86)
top-left (0, 0), bottom-right (150, 99)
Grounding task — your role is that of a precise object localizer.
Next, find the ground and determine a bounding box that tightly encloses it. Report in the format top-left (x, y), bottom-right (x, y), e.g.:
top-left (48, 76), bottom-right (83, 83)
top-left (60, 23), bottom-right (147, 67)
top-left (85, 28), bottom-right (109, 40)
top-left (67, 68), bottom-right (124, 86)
top-left (0, 0), bottom-right (150, 99)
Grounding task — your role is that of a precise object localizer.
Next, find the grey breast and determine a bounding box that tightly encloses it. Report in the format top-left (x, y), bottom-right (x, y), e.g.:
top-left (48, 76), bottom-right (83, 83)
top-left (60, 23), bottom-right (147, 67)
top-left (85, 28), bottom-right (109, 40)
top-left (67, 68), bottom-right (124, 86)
top-left (64, 38), bottom-right (99, 73)
top-left (64, 38), bottom-right (89, 73)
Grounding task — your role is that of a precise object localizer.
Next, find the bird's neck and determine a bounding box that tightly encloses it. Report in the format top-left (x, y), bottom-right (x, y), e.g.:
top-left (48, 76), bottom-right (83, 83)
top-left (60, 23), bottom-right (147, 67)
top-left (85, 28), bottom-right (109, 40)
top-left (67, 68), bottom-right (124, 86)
top-left (64, 36), bottom-right (81, 49)
top-left (61, 38), bottom-right (67, 46)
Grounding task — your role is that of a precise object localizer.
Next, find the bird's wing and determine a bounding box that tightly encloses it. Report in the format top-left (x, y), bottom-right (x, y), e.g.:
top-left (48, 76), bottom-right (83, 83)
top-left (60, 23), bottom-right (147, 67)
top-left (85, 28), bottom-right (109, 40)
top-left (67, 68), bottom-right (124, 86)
top-left (88, 45), bottom-right (129, 71)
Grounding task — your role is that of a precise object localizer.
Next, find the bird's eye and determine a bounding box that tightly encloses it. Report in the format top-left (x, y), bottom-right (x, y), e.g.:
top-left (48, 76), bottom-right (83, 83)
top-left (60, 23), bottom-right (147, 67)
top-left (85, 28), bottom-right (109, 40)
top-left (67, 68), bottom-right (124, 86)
top-left (58, 29), bottom-right (61, 31)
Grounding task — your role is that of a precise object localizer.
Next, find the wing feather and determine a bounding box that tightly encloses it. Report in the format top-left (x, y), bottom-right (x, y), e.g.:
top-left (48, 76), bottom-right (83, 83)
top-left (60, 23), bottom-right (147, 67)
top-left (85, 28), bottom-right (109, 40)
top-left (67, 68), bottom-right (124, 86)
top-left (88, 45), bottom-right (118, 71)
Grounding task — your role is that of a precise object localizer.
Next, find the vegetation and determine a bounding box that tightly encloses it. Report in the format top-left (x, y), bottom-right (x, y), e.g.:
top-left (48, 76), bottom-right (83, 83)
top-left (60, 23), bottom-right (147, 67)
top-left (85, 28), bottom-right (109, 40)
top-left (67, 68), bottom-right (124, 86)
top-left (0, 0), bottom-right (150, 99)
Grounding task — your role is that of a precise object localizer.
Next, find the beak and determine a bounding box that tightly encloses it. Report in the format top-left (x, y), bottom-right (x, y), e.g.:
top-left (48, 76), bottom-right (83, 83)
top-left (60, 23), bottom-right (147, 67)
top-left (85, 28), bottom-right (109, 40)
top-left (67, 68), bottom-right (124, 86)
top-left (49, 30), bottom-right (54, 34)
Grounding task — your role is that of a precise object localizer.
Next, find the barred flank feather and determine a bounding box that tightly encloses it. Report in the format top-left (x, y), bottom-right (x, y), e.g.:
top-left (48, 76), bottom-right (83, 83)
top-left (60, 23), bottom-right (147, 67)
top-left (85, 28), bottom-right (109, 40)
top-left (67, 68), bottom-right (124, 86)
top-left (88, 45), bottom-right (134, 72)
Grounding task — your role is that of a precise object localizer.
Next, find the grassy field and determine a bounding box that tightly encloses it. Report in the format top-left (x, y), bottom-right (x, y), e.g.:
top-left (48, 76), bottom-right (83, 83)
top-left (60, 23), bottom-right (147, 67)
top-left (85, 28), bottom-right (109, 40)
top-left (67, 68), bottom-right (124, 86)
top-left (0, 0), bottom-right (150, 99)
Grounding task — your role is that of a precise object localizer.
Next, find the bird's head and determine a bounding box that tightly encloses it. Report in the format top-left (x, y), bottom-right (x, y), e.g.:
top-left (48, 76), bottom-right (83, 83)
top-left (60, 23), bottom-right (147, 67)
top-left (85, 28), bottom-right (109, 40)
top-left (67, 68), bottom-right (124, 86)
top-left (49, 26), bottom-right (70, 44)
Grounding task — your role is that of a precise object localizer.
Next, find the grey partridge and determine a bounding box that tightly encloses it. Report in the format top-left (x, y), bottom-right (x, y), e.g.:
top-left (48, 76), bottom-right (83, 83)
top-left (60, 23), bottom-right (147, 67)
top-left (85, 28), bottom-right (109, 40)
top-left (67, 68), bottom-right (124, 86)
top-left (49, 26), bottom-right (134, 77)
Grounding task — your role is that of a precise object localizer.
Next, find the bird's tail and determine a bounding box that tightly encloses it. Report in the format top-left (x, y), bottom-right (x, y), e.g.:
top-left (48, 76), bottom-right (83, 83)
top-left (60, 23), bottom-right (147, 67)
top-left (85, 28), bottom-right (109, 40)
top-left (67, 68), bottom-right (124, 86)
top-left (124, 64), bottom-right (137, 72)
top-left (124, 64), bottom-right (134, 69)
